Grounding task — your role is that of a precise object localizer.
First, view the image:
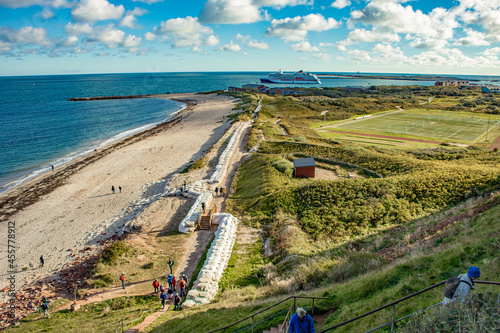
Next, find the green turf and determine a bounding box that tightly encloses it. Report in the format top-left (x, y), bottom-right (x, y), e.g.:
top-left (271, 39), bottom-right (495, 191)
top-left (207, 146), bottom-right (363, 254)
top-left (333, 111), bottom-right (499, 142)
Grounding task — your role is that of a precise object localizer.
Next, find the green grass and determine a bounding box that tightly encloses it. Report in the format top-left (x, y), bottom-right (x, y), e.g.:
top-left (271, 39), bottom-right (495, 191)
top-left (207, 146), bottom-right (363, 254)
top-left (7, 296), bottom-right (160, 333)
top-left (333, 110), bottom-right (497, 142)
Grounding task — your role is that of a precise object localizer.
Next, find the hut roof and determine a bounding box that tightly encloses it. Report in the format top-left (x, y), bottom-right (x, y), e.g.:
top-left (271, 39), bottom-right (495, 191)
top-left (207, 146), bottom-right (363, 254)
top-left (293, 157), bottom-right (315, 168)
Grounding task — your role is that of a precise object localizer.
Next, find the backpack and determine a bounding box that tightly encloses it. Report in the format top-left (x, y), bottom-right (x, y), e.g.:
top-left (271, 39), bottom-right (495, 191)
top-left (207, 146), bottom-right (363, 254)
top-left (41, 302), bottom-right (49, 310)
top-left (444, 275), bottom-right (473, 298)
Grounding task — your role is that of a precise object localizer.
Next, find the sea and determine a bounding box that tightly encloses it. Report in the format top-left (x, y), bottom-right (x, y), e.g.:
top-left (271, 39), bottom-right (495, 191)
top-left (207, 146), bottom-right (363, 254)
top-left (1, 71), bottom-right (499, 195)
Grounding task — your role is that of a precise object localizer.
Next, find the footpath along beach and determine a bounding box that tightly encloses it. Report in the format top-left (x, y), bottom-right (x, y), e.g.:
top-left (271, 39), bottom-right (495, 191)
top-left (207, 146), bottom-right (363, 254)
top-left (0, 93), bottom-right (239, 315)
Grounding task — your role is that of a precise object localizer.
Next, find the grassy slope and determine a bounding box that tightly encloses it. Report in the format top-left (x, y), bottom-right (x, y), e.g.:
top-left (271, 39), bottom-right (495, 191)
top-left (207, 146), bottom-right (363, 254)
top-left (143, 90), bottom-right (500, 332)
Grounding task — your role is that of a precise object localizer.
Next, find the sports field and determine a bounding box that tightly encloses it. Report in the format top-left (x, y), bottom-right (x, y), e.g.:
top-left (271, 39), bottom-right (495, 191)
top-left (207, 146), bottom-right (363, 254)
top-left (334, 111), bottom-right (498, 142)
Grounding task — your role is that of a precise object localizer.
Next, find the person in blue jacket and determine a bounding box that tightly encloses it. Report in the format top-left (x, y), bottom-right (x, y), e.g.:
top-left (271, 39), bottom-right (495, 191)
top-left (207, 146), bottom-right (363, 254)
top-left (289, 307), bottom-right (315, 333)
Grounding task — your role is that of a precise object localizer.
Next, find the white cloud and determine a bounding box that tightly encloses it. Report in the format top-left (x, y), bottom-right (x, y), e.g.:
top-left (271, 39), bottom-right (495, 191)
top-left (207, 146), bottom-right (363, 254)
top-left (236, 33), bottom-right (250, 42)
top-left (265, 13), bottom-right (341, 42)
top-left (0, 0), bottom-right (69, 8)
top-left (313, 52), bottom-right (331, 61)
top-left (131, 0), bottom-right (163, 3)
top-left (39, 8), bottom-right (55, 19)
top-left (347, 28), bottom-right (400, 43)
top-left (347, 49), bottom-right (372, 61)
top-left (0, 40), bottom-right (13, 53)
top-left (65, 23), bottom-right (93, 36)
top-left (336, 38), bottom-right (354, 51)
top-left (455, 28), bottom-right (490, 46)
top-left (144, 31), bottom-right (156, 41)
top-left (219, 41), bottom-right (241, 51)
top-left (87, 24), bottom-right (125, 48)
top-left (204, 35), bottom-right (220, 46)
top-left (155, 16), bottom-right (214, 48)
top-left (330, 0), bottom-right (350, 9)
top-left (120, 7), bottom-right (148, 28)
top-left (253, 0), bottom-right (313, 9)
top-left (350, 2), bottom-right (435, 37)
top-left (199, 0), bottom-right (262, 24)
top-left (482, 47), bottom-right (500, 57)
top-left (290, 41), bottom-right (319, 51)
top-left (0, 26), bottom-right (51, 45)
top-left (192, 46), bottom-right (203, 52)
top-left (319, 42), bottom-right (335, 47)
top-left (61, 35), bottom-right (78, 46)
top-left (121, 35), bottom-right (141, 48)
top-left (409, 38), bottom-right (447, 49)
top-left (248, 40), bottom-right (269, 49)
top-left (72, 0), bottom-right (125, 22)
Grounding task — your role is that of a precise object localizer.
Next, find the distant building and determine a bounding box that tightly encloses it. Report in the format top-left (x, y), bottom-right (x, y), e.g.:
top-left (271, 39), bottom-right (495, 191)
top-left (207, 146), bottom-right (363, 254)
top-left (482, 85), bottom-right (500, 93)
top-left (268, 88), bottom-right (307, 95)
top-left (293, 158), bottom-right (316, 178)
top-left (434, 80), bottom-right (469, 87)
top-left (345, 86), bottom-right (367, 92)
top-left (242, 84), bottom-right (267, 93)
top-left (228, 86), bottom-right (245, 92)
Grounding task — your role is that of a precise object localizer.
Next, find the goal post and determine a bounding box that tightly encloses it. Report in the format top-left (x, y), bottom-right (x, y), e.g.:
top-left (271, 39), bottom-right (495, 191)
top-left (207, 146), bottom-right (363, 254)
top-left (428, 114), bottom-right (440, 121)
top-left (388, 126), bottom-right (407, 134)
top-left (412, 120), bottom-right (425, 127)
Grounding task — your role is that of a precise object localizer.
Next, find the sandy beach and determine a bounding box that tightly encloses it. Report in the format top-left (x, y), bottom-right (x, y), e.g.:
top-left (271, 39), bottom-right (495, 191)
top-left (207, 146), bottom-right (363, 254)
top-left (0, 93), bottom-right (239, 302)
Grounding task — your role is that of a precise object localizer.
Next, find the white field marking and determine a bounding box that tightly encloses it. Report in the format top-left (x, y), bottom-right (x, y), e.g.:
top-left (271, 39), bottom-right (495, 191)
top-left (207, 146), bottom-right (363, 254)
top-left (448, 118), bottom-right (481, 140)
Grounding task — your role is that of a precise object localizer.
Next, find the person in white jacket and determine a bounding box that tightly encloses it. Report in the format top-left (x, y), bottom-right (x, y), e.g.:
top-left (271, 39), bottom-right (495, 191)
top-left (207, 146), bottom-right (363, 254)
top-left (442, 266), bottom-right (480, 305)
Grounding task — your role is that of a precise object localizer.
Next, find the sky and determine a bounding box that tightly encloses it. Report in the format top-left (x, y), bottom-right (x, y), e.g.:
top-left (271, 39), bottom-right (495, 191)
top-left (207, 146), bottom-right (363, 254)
top-left (0, 0), bottom-right (500, 76)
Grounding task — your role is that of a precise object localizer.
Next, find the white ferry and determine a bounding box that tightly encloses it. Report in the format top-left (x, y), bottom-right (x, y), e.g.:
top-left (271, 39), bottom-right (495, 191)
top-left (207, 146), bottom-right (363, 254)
top-left (260, 70), bottom-right (321, 84)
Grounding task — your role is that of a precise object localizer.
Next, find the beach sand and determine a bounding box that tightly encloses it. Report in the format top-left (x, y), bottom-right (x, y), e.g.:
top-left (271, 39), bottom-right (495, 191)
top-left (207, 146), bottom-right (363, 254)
top-left (0, 93), bottom-right (239, 302)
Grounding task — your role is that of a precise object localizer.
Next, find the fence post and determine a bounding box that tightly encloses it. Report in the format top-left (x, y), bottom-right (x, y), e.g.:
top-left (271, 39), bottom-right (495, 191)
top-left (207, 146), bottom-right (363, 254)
top-left (391, 304), bottom-right (396, 332)
top-left (293, 297), bottom-right (296, 314)
top-left (251, 316), bottom-right (254, 333)
top-left (312, 298), bottom-right (315, 315)
top-left (121, 319), bottom-right (124, 332)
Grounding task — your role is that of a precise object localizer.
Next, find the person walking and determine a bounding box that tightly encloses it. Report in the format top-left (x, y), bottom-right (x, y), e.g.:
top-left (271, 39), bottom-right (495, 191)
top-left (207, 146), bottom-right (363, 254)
top-left (167, 274), bottom-right (173, 289)
top-left (41, 300), bottom-right (50, 318)
top-left (167, 258), bottom-right (175, 275)
top-left (119, 186), bottom-right (122, 193)
top-left (160, 291), bottom-right (167, 309)
top-left (443, 266), bottom-right (481, 305)
top-left (289, 307), bottom-right (315, 333)
top-left (160, 284), bottom-right (166, 293)
top-left (111, 186), bottom-right (115, 194)
top-left (120, 272), bottom-right (126, 289)
top-left (182, 274), bottom-right (188, 286)
top-left (39, 255), bottom-right (44, 268)
top-left (179, 278), bottom-right (186, 297)
top-left (222, 188), bottom-right (226, 196)
top-left (51, 165), bottom-right (54, 171)
top-left (167, 287), bottom-right (173, 301)
top-left (152, 278), bottom-right (159, 293)
top-left (172, 276), bottom-right (177, 292)
top-left (214, 187), bottom-right (218, 196)
top-left (201, 202), bottom-right (206, 213)
top-left (173, 293), bottom-right (181, 310)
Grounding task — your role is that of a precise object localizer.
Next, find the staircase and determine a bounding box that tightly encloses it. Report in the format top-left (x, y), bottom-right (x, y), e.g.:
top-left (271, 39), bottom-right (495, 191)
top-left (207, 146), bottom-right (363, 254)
top-left (263, 324), bottom-right (285, 333)
top-left (199, 215), bottom-right (211, 230)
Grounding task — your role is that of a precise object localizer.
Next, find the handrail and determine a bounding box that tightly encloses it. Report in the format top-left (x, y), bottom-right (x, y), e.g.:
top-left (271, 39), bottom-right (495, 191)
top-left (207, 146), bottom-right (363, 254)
top-left (279, 304), bottom-right (294, 333)
top-left (208, 296), bottom-right (328, 333)
top-left (319, 280), bottom-right (500, 332)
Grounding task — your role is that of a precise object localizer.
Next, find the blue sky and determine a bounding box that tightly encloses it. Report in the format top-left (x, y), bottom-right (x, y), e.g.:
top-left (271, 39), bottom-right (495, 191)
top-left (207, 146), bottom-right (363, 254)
top-left (0, 0), bottom-right (499, 75)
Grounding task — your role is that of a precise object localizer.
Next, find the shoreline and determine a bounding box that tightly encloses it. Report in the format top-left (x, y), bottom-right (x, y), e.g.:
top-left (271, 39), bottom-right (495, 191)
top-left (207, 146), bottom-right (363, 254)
top-left (0, 92), bottom-right (239, 309)
top-left (0, 95), bottom-right (194, 221)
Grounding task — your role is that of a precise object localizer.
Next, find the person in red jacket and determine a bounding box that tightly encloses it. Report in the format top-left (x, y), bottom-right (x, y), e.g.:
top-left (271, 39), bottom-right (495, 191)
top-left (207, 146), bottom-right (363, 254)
top-left (172, 276), bottom-right (176, 292)
top-left (120, 272), bottom-right (125, 289)
top-left (152, 278), bottom-right (159, 293)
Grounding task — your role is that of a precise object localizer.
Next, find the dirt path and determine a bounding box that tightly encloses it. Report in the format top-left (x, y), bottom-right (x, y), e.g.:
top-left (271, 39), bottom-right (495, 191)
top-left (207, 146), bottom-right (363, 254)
top-left (325, 130), bottom-right (442, 144)
top-left (489, 134), bottom-right (500, 150)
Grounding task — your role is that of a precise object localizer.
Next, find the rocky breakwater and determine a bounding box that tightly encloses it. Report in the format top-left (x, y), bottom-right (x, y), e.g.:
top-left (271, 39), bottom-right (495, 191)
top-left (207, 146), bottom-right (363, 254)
top-left (182, 213), bottom-right (238, 307)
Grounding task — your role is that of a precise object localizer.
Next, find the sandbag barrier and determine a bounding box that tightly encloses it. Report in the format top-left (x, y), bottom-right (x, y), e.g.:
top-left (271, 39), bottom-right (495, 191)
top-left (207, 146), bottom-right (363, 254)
top-left (183, 213), bottom-right (239, 308)
top-left (209, 121), bottom-right (252, 184)
top-left (178, 191), bottom-right (214, 233)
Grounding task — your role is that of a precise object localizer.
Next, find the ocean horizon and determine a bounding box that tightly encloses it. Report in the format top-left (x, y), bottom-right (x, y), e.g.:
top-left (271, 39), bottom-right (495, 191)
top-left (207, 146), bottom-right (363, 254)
top-left (1, 71), bottom-right (498, 196)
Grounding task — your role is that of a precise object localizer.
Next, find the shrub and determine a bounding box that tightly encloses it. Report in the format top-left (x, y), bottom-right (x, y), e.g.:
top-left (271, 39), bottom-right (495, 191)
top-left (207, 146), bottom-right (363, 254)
top-left (99, 241), bottom-right (131, 265)
top-left (271, 157), bottom-right (293, 178)
top-left (90, 273), bottom-right (115, 288)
